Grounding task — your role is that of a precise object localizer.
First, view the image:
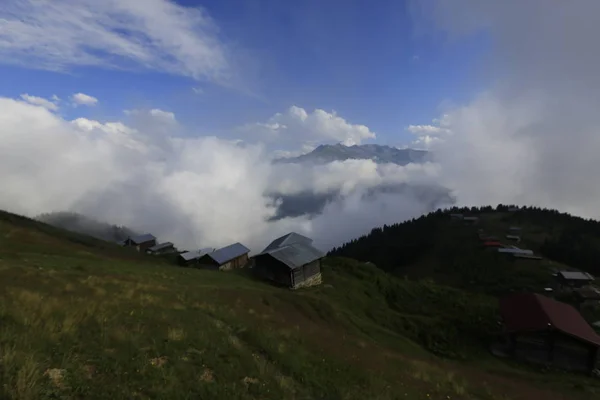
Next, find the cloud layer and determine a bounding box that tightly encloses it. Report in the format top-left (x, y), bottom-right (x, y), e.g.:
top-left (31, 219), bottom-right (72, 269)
top-left (0, 95), bottom-right (443, 253)
top-left (410, 0), bottom-right (600, 219)
top-left (0, 0), bottom-right (231, 83)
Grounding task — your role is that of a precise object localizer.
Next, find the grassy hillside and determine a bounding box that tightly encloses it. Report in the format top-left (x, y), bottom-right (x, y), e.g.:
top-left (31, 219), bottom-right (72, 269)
top-left (1, 210), bottom-right (599, 399)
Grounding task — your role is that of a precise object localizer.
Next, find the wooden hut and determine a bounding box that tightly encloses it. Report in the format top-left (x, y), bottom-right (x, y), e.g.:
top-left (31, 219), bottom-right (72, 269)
top-left (556, 271), bottom-right (595, 289)
top-left (146, 242), bottom-right (176, 255)
top-left (122, 233), bottom-right (156, 252)
top-left (499, 293), bottom-right (600, 373)
top-left (197, 242), bottom-right (250, 270)
top-left (254, 232), bottom-right (325, 289)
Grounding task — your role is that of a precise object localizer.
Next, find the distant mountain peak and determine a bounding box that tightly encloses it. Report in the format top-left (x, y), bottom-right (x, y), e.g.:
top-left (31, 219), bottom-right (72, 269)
top-left (274, 143), bottom-right (430, 165)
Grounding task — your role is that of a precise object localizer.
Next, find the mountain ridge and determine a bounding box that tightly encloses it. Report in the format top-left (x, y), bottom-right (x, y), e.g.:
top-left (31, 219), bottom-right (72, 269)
top-left (274, 143), bottom-right (431, 165)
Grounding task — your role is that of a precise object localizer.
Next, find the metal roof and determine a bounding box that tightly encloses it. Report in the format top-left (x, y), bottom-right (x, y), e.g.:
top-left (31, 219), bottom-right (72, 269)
top-left (129, 233), bottom-right (156, 244)
top-left (262, 232), bottom-right (313, 253)
top-left (558, 271), bottom-right (595, 281)
top-left (204, 242), bottom-right (250, 265)
top-left (500, 293), bottom-right (600, 347)
top-left (498, 248), bottom-right (533, 255)
top-left (259, 242), bottom-right (325, 269)
top-left (179, 247), bottom-right (216, 262)
top-left (148, 242), bottom-right (174, 252)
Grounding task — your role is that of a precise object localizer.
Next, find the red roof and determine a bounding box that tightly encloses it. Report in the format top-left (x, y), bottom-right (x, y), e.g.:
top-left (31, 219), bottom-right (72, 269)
top-left (499, 293), bottom-right (600, 347)
top-left (483, 241), bottom-right (502, 247)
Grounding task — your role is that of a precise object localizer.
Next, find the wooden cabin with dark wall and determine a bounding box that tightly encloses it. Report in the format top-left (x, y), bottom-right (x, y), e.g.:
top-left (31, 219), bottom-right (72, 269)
top-left (197, 242), bottom-right (250, 270)
top-left (556, 271), bottom-right (595, 289)
top-left (498, 293), bottom-right (600, 373)
top-left (254, 232), bottom-right (325, 289)
top-left (122, 234), bottom-right (156, 252)
top-left (146, 242), bottom-right (176, 255)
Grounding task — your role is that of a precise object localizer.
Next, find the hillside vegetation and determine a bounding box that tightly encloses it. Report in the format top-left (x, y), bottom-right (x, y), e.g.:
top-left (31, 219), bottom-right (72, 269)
top-left (36, 212), bottom-right (138, 243)
top-left (1, 209), bottom-right (599, 399)
top-left (330, 205), bottom-right (600, 295)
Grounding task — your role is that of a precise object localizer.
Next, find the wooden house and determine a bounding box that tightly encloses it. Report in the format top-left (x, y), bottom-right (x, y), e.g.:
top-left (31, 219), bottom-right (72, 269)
top-left (556, 271), bottom-right (595, 289)
top-left (506, 234), bottom-right (521, 242)
top-left (483, 241), bottom-right (503, 248)
top-left (177, 248), bottom-right (214, 266)
top-left (197, 242), bottom-right (250, 270)
top-left (498, 247), bottom-right (534, 256)
top-left (254, 232), bottom-right (325, 289)
top-left (122, 234), bottom-right (156, 252)
top-left (146, 242), bottom-right (176, 255)
top-left (463, 216), bottom-right (479, 225)
top-left (512, 253), bottom-right (542, 261)
top-left (499, 293), bottom-right (600, 373)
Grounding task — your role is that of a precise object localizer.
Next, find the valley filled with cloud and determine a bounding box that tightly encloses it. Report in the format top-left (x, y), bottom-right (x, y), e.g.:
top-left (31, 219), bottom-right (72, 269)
top-left (1, 0), bottom-right (599, 253)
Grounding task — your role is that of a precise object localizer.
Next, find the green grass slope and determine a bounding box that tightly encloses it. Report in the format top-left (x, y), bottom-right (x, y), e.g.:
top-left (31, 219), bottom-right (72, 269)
top-left (0, 210), bottom-right (599, 400)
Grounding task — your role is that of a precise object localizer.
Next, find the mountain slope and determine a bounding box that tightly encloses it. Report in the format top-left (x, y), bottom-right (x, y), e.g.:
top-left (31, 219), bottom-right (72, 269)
top-left (274, 144), bottom-right (430, 165)
top-left (0, 209), bottom-right (597, 399)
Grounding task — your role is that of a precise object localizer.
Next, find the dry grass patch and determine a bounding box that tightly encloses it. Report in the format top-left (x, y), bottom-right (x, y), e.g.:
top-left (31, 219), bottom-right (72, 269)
top-left (200, 368), bottom-right (214, 382)
top-left (43, 368), bottom-right (66, 389)
top-left (149, 356), bottom-right (168, 368)
top-left (167, 327), bottom-right (186, 341)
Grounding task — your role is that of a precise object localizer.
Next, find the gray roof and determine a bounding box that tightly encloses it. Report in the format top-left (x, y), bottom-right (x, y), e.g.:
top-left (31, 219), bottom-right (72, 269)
top-left (498, 248), bottom-right (533, 255)
top-left (148, 242), bottom-right (174, 252)
top-left (259, 242), bottom-right (325, 269)
top-left (129, 233), bottom-right (156, 244)
top-left (262, 232), bottom-right (313, 253)
top-left (179, 249), bottom-right (208, 261)
top-left (204, 242), bottom-right (250, 265)
top-left (558, 271), bottom-right (595, 281)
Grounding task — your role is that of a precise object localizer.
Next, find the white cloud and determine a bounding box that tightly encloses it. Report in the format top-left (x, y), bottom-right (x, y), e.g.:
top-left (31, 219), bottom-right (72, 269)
top-left (0, 94), bottom-right (447, 254)
top-left (241, 106), bottom-right (376, 149)
top-left (406, 124), bottom-right (450, 134)
top-left (20, 94), bottom-right (59, 111)
top-left (192, 87), bottom-right (204, 95)
top-left (415, 0), bottom-right (600, 218)
top-left (71, 93), bottom-right (98, 106)
top-left (406, 120), bottom-right (452, 149)
top-left (0, 0), bottom-right (231, 84)
top-left (125, 108), bottom-right (177, 122)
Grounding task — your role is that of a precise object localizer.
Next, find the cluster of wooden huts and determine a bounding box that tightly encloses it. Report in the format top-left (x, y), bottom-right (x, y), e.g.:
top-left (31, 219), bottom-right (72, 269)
top-left (458, 214), bottom-right (600, 373)
top-left (478, 226), bottom-right (542, 260)
top-left (117, 231), bottom-right (325, 289)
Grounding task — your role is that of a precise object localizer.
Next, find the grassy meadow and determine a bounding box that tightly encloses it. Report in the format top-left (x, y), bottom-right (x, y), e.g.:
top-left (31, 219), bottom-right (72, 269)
top-left (1, 210), bottom-right (599, 399)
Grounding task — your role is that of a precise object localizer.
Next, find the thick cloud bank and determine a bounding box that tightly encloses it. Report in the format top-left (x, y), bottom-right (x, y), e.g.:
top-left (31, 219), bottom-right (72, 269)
top-left (413, 0), bottom-right (600, 219)
top-left (0, 97), bottom-right (445, 252)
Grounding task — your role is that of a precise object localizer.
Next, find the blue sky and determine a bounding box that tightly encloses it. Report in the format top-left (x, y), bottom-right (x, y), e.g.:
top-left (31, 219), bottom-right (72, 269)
top-left (0, 0), bottom-right (488, 148)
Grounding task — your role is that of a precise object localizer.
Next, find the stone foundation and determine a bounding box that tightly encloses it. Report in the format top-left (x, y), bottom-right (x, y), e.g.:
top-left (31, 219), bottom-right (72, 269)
top-left (292, 273), bottom-right (322, 289)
